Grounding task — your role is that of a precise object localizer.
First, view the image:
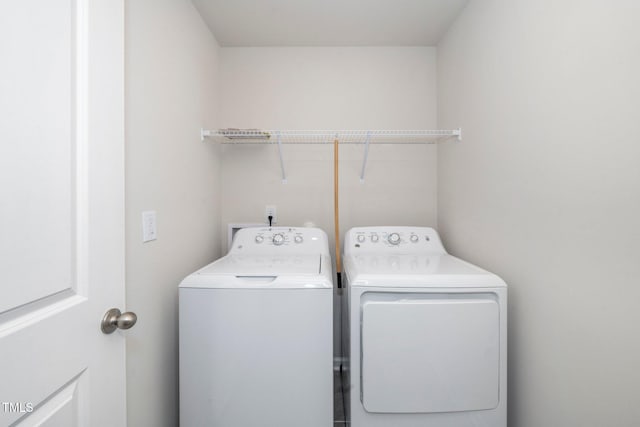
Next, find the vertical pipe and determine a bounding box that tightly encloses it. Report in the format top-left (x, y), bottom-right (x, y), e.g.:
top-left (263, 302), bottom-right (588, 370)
top-left (334, 137), bottom-right (341, 287)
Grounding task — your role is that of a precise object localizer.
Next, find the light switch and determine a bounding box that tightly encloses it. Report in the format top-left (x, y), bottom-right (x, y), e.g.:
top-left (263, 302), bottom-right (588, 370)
top-left (142, 211), bottom-right (157, 242)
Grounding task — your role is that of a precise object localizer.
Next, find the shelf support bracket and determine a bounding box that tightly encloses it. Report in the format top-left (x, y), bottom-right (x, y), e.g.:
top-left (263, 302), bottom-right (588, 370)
top-left (359, 131), bottom-right (372, 183)
top-left (277, 131), bottom-right (287, 184)
top-left (200, 128), bottom-right (212, 142)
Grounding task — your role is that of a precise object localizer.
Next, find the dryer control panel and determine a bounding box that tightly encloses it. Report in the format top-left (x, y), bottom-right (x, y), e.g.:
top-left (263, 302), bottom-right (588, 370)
top-left (230, 226), bottom-right (330, 256)
top-left (344, 227), bottom-right (446, 255)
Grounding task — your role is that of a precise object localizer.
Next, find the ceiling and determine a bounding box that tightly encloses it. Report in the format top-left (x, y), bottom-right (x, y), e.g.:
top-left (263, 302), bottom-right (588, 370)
top-left (191, 0), bottom-right (469, 47)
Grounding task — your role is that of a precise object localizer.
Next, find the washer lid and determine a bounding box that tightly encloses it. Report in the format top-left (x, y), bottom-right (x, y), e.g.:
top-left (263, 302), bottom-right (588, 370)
top-left (344, 254), bottom-right (506, 288)
top-left (180, 254), bottom-right (333, 289)
top-left (200, 254), bottom-right (321, 276)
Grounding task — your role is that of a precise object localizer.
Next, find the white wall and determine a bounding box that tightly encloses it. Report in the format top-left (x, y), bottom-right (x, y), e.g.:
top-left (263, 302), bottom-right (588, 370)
top-left (125, 1), bottom-right (221, 425)
top-left (218, 47), bottom-right (438, 249)
top-left (218, 47), bottom-right (438, 358)
top-left (437, 1), bottom-right (640, 426)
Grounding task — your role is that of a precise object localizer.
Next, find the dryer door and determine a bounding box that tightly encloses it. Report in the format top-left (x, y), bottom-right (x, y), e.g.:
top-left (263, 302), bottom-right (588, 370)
top-left (360, 292), bottom-right (500, 413)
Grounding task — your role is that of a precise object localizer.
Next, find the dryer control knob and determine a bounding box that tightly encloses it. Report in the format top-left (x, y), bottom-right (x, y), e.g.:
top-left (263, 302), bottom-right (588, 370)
top-left (371, 234), bottom-right (379, 242)
top-left (272, 233), bottom-right (285, 246)
top-left (294, 235), bottom-right (303, 244)
top-left (410, 235), bottom-right (419, 243)
top-left (255, 235), bottom-right (264, 243)
top-left (357, 235), bottom-right (365, 243)
top-left (388, 233), bottom-right (401, 245)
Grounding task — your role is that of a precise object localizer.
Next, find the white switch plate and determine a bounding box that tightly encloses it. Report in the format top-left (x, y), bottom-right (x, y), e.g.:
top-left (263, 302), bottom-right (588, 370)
top-left (142, 210), bottom-right (157, 242)
top-left (265, 205), bottom-right (277, 225)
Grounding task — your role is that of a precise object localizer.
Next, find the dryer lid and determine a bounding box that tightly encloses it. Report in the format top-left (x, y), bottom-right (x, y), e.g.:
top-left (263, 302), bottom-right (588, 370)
top-left (344, 254), bottom-right (506, 288)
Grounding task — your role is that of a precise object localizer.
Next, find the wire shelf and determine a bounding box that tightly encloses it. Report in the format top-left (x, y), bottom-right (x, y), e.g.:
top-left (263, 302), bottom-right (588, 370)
top-left (200, 128), bottom-right (462, 183)
top-left (201, 129), bottom-right (461, 144)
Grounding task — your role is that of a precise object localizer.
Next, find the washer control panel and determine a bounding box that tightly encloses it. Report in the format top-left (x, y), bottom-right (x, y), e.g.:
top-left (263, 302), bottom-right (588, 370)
top-left (251, 228), bottom-right (304, 247)
top-left (345, 227), bottom-right (446, 255)
top-left (231, 226), bottom-right (328, 255)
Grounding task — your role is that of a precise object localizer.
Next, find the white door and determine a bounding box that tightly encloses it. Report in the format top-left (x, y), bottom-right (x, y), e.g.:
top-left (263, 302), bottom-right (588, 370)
top-left (0, 1), bottom-right (126, 426)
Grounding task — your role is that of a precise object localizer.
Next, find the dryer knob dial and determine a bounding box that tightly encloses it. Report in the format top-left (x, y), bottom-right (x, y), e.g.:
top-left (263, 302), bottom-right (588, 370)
top-left (357, 235), bottom-right (365, 243)
top-left (410, 235), bottom-right (419, 243)
top-left (371, 234), bottom-right (379, 242)
top-left (294, 235), bottom-right (303, 244)
top-left (272, 233), bottom-right (285, 246)
top-left (255, 235), bottom-right (264, 243)
top-left (388, 233), bottom-right (401, 245)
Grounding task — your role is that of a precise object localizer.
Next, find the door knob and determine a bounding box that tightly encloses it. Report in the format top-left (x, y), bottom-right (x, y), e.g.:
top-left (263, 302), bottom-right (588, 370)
top-left (101, 308), bottom-right (137, 334)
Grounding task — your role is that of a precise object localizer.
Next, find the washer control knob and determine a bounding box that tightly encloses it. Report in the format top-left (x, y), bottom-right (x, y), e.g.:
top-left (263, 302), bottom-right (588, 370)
top-left (388, 233), bottom-right (401, 245)
top-left (410, 235), bottom-right (419, 243)
top-left (371, 234), bottom-right (379, 242)
top-left (294, 235), bottom-right (303, 244)
top-left (255, 235), bottom-right (264, 244)
top-left (357, 235), bottom-right (365, 243)
top-left (272, 233), bottom-right (285, 246)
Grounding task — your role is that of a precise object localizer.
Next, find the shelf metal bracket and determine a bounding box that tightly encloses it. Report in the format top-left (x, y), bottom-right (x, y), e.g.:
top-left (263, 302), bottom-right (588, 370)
top-left (201, 128), bottom-right (212, 142)
top-left (359, 131), bottom-right (372, 183)
top-left (276, 131), bottom-right (287, 184)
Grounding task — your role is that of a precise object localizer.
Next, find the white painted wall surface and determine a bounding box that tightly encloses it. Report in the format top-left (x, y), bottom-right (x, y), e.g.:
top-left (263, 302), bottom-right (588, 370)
top-left (125, 1), bottom-right (222, 425)
top-left (218, 47), bottom-right (438, 249)
top-left (437, 1), bottom-right (640, 426)
top-left (218, 47), bottom-right (438, 358)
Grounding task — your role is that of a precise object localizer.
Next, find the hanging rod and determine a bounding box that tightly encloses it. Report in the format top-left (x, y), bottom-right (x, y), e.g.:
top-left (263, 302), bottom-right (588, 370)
top-left (201, 128), bottom-right (462, 145)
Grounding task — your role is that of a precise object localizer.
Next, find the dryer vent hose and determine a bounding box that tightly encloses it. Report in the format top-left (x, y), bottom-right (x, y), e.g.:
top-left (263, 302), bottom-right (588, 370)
top-left (334, 137), bottom-right (342, 288)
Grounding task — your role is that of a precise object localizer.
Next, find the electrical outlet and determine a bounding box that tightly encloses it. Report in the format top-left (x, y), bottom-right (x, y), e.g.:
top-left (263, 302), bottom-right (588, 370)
top-left (142, 210), bottom-right (157, 242)
top-left (265, 205), bottom-right (277, 225)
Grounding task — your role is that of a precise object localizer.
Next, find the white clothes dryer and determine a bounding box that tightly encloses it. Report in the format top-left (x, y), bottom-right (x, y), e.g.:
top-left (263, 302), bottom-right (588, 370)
top-left (180, 227), bottom-right (333, 427)
top-left (342, 226), bottom-right (507, 427)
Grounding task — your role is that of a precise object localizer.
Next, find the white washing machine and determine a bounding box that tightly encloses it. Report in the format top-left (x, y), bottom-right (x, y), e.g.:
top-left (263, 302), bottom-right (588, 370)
top-left (342, 226), bottom-right (507, 427)
top-left (179, 227), bottom-right (333, 427)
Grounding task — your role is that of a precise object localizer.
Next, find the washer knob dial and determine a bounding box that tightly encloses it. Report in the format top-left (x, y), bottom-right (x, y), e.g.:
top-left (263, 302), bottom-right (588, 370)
top-left (357, 235), bottom-right (365, 243)
top-left (255, 235), bottom-right (264, 243)
top-left (371, 234), bottom-right (379, 242)
top-left (388, 233), bottom-right (401, 245)
top-left (272, 233), bottom-right (285, 246)
top-left (294, 235), bottom-right (303, 244)
top-left (410, 235), bottom-right (419, 243)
